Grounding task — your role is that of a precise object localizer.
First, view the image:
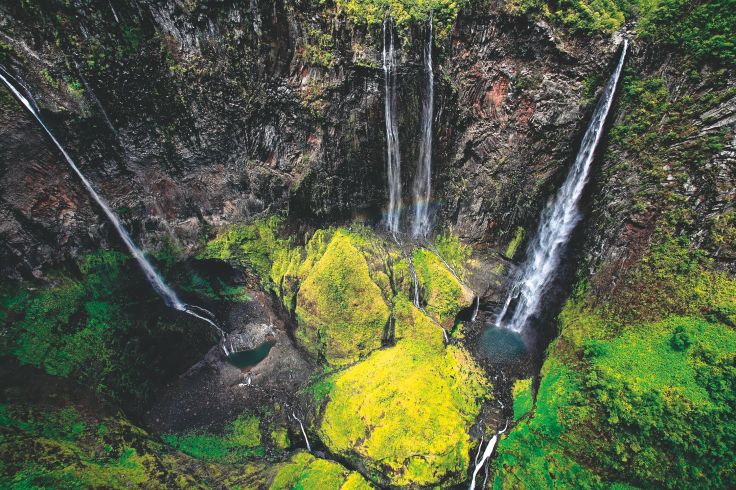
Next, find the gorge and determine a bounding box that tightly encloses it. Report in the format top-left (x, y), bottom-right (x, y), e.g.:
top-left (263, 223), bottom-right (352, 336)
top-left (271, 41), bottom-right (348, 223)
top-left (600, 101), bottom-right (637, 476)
top-left (0, 1), bottom-right (735, 489)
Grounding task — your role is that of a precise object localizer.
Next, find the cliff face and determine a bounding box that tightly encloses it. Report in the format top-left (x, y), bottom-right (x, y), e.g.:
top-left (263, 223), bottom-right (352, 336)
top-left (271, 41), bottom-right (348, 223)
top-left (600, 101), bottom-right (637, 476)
top-left (0, 0), bottom-right (616, 280)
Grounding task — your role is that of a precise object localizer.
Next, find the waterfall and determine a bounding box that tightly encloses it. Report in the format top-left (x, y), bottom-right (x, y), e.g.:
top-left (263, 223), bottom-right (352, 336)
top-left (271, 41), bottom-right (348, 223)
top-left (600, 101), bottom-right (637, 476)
top-left (412, 17), bottom-right (434, 238)
top-left (0, 70), bottom-right (224, 338)
top-left (383, 17), bottom-right (401, 233)
top-left (469, 421), bottom-right (508, 490)
top-left (292, 412), bottom-right (312, 452)
top-left (495, 41), bottom-right (628, 333)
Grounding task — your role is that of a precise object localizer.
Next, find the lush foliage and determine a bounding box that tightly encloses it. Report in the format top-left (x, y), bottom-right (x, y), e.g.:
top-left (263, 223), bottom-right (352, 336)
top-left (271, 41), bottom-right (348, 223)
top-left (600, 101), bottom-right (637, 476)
top-left (637, 0), bottom-right (736, 66)
top-left (336, 0), bottom-right (461, 38)
top-left (199, 216), bottom-right (290, 288)
top-left (512, 378), bottom-right (534, 421)
top-left (434, 230), bottom-right (473, 280)
top-left (162, 413), bottom-right (265, 463)
top-left (505, 0), bottom-right (627, 33)
top-left (0, 248), bottom-right (238, 407)
top-left (295, 231), bottom-right (390, 365)
top-left (413, 248), bottom-right (474, 326)
top-left (269, 451), bottom-right (373, 489)
top-left (494, 267), bottom-right (736, 488)
top-left (316, 297), bottom-right (489, 486)
top-left (505, 0), bottom-right (736, 65)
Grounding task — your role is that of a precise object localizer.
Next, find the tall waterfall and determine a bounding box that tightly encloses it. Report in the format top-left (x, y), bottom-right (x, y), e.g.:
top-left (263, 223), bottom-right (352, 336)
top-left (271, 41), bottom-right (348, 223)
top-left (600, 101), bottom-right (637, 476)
top-left (0, 70), bottom-right (224, 337)
top-left (412, 17), bottom-right (434, 238)
top-left (495, 41), bottom-right (628, 333)
top-left (383, 17), bottom-right (401, 233)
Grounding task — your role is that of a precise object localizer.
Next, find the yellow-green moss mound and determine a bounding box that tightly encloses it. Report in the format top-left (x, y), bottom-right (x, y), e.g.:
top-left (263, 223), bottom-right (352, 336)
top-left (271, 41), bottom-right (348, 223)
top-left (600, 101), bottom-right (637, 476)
top-left (413, 249), bottom-right (475, 327)
top-left (269, 451), bottom-right (374, 490)
top-left (295, 232), bottom-right (390, 366)
top-left (316, 301), bottom-right (488, 487)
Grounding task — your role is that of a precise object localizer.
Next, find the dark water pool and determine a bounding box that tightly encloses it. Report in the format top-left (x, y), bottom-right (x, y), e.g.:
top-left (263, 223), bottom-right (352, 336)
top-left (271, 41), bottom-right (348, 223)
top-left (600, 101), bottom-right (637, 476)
top-left (477, 326), bottom-right (529, 363)
top-left (226, 341), bottom-right (274, 369)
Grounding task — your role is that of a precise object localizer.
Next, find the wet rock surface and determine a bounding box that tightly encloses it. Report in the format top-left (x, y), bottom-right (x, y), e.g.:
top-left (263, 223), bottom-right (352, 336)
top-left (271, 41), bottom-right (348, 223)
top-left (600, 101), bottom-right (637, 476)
top-left (143, 291), bottom-right (313, 434)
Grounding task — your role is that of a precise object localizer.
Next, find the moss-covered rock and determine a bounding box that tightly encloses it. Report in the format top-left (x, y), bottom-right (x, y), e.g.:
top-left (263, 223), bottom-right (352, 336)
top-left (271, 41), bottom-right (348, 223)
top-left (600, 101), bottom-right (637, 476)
top-left (295, 231), bottom-right (390, 366)
top-left (269, 451), bottom-right (373, 490)
top-left (316, 300), bottom-right (489, 487)
top-left (413, 249), bottom-right (475, 327)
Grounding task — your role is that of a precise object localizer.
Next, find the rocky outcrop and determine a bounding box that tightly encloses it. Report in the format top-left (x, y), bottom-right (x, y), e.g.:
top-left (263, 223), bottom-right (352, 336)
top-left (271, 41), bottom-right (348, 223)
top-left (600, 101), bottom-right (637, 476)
top-left (0, 1), bottom-right (617, 281)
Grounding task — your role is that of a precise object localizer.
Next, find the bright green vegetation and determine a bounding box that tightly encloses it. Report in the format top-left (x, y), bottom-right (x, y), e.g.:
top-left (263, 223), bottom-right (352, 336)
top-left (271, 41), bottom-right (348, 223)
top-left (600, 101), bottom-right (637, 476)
top-left (0, 391), bottom-right (273, 489)
top-left (316, 297), bottom-right (489, 487)
top-left (295, 231), bottom-right (390, 366)
top-left (0, 248), bottom-right (240, 408)
top-left (505, 0), bottom-right (627, 34)
top-left (434, 230), bottom-right (473, 281)
top-left (493, 236), bottom-right (736, 488)
top-left (605, 237), bottom-right (736, 323)
top-left (269, 451), bottom-right (374, 489)
top-left (302, 28), bottom-right (334, 67)
top-left (637, 0), bottom-right (736, 66)
top-left (512, 378), bottom-right (533, 421)
top-left (199, 216), bottom-right (291, 288)
top-left (162, 413), bottom-right (265, 463)
top-left (1, 251), bottom-right (153, 404)
top-left (504, 0), bottom-right (736, 65)
top-left (336, 0), bottom-right (461, 38)
top-left (505, 226), bottom-right (525, 260)
top-left (413, 248), bottom-right (475, 326)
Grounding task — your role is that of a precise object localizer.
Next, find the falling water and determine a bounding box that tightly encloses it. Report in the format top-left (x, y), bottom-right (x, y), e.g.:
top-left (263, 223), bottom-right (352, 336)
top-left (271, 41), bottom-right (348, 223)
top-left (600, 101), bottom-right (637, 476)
top-left (412, 17), bottom-right (434, 238)
top-left (292, 412), bottom-right (312, 452)
top-left (495, 41), bottom-right (628, 333)
top-left (383, 17), bottom-right (401, 233)
top-left (469, 421), bottom-right (508, 490)
top-left (0, 70), bottom-right (224, 337)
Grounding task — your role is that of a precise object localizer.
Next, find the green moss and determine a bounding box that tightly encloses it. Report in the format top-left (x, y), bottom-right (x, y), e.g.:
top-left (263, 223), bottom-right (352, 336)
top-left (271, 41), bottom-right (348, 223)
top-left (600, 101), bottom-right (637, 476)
top-left (493, 358), bottom-right (602, 489)
top-left (335, 0), bottom-right (460, 38)
top-left (512, 378), bottom-right (534, 421)
top-left (316, 306), bottom-right (489, 487)
top-left (495, 258), bottom-right (736, 489)
top-left (607, 236), bottom-right (736, 323)
top-left (413, 248), bottom-right (474, 327)
top-left (199, 216), bottom-right (290, 288)
top-left (505, 0), bottom-right (625, 34)
top-left (434, 230), bottom-right (473, 281)
top-left (269, 451), bottom-right (373, 489)
top-left (0, 390), bottom-right (273, 489)
top-left (295, 231), bottom-right (389, 366)
top-left (504, 226), bottom-right (525, 260)
top-left (163, 413), bottom-right (264, 464)
top-left (270, 428), bottom-right (291, 450)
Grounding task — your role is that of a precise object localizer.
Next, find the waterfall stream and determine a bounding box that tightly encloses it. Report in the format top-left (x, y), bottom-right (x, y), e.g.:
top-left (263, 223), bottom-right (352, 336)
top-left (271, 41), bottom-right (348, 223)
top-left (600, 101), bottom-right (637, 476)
top-left (495, 41), bottom-right (628, 333)
top-left (383, 17), bottom-right (401, 233)
top-left (0, 69), bottom-right (225, 338)
top-left (412, 17), bottom-right (434, 237)
top-left (469, 421), bottom-right (508, 490)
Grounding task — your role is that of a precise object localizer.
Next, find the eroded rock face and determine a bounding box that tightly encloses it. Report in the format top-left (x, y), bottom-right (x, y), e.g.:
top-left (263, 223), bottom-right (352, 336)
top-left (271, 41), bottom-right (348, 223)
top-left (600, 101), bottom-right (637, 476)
top-left (0, 2), bottom-right (616, 281)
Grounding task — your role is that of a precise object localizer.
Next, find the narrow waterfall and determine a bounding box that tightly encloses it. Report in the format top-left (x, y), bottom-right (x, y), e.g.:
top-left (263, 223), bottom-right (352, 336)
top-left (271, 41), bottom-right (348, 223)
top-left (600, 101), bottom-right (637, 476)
top-left (292, 412), bottom-right (312, 452)
top-left (0, 70), bottom-right (224, 337)
top-left (469, 421), bottom-right (508, 490)
top-left (383, 17), bottom-right (401, 233)
top-left (495, 41), bottom-right (628, 333)
top-left (412, 17), bottom-right (434, 238)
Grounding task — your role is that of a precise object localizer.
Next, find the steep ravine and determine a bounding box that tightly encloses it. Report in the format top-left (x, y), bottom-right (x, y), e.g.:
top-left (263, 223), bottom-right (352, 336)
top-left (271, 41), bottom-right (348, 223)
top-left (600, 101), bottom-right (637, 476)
top-left (1, 1), bottom-right (734, 489)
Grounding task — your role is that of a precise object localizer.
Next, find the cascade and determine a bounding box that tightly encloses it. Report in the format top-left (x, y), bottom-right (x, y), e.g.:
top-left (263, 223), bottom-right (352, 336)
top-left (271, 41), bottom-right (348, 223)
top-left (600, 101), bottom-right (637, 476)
top-left (0, 69), bottom-right (225, 338)
top-left (383, 17), bottom-right (401, 233)
top-left (468, 421), bottom-right (508, 490)
top-left (495, 41), bottom-right (628, 333)
top-left (292, 412), bottom-right (312, 452)
top-left (412, 16), bottom-right (434, 237)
